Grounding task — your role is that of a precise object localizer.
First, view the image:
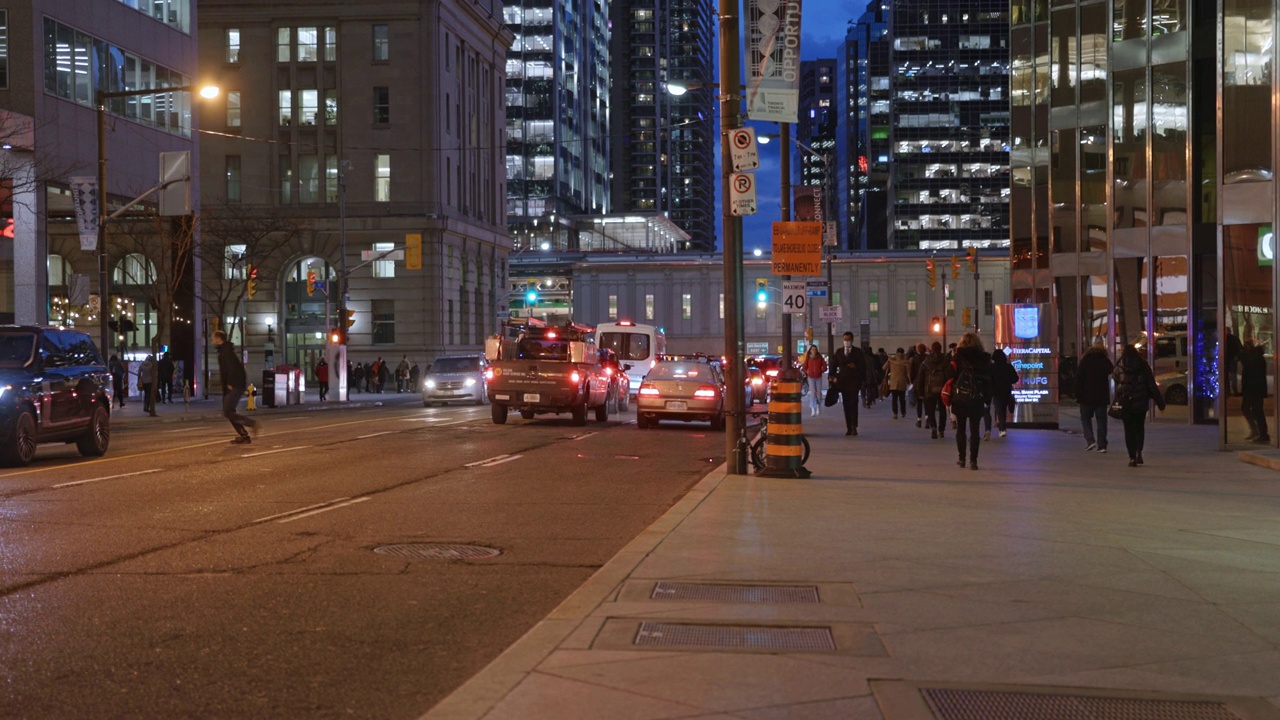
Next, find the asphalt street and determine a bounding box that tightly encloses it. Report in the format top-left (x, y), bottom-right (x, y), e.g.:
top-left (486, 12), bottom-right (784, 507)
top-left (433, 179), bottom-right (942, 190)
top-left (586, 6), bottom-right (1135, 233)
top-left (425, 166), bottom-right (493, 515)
top-left (0, 401), bottom-right (721, 719)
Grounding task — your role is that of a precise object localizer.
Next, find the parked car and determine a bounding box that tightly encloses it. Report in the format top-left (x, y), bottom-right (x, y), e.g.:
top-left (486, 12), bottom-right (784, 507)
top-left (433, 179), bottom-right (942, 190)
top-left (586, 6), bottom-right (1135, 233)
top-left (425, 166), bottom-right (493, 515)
top-left (1155, 370), bottom-right (1189, 406)
top-left (636, 355), bottom-right (726, 430)
top-left (422, 355), bottom-right (488, 406)
top-left (599, 348), bottom-right (631, 413)
top-left (0, 326), bottom-right (113, 466)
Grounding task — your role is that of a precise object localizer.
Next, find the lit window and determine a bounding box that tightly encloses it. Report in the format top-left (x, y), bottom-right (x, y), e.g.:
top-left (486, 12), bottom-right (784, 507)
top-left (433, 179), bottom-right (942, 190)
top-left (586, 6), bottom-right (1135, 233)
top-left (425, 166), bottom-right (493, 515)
top-left (278, 156), bottom-right (292, 203)
top-left (372, 242), bottom-right (396, 279)
top-left (324, 27), bottom-right (337, 62)
top-left (300, 89), bottom-right (318, 125)
top-left (645, 294), bottom-right (655, 321)
top-left (325, 156), bottom-right (338, 203)
top-left (277, 27), bottom-right (290, 62)
top-left (682, 294), bottom-right (692, 320)
top-left (372, 24), bottom-right (389, 61)
top-left (907, 290), bottom-right (917, 317)
top-left (225, 91), bottom-right (241, 128)
top-left (278, 89), bottom-right (292, 125)
top-left (608, 294), bottom-right (618, 319)
top-left (224, 244), bottom-right (247, 279)
top-left (869, 291), bottom-right (879, 318)
top-left (225, 28), bottom-right (239, 64)
top-left (324, 90), bottom-right (338, 125)
top-left (297, 27), bottom-right (318, 62)
top-left (375, 154), bottom-right (391, 202)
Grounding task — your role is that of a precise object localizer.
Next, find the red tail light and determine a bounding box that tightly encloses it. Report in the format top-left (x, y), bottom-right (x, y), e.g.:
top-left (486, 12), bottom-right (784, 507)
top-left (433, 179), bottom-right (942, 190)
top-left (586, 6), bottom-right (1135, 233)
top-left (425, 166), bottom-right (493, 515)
top-left (750, 376), bottom-right (763, 386)
top-left (484, 369), bottom-right (494, 380)
top-left (570, 370), bottom-right (581, 384)
top-left (639, 384), bottom-right (660, 397)
top-left (605, 367), bottom-right (614, 376)
top-left (693, 385), bottom-right (718, 399)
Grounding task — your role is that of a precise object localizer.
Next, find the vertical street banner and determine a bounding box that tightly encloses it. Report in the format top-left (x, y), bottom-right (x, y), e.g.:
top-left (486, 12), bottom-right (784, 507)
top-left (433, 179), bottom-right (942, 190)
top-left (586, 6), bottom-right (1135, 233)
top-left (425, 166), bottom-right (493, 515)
top-left (69, 177), bottom-right (99, 252)
top-left (745, 0), bottom-right (802, 123)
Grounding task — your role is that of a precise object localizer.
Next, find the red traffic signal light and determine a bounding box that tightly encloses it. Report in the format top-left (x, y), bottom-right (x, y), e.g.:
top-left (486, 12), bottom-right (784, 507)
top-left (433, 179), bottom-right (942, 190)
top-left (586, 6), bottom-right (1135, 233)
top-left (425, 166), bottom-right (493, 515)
top-left (931, 316), bottom-right (943, 334)
top-left (329, 328), bottom-right (345, 344)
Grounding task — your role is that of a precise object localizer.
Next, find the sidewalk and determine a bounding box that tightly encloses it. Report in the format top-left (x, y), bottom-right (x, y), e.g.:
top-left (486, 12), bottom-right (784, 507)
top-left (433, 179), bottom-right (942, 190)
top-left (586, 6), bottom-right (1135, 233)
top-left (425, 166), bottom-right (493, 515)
top-left (423, 402), bottom-right (1280, 720)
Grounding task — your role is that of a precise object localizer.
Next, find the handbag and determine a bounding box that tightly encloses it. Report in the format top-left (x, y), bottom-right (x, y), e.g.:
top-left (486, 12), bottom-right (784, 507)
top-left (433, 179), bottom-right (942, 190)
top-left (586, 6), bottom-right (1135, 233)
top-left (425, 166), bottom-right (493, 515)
top-left (1107, 401), bottom-right (1125, 420)
top-left (824, 386), bottom-right (840, 407)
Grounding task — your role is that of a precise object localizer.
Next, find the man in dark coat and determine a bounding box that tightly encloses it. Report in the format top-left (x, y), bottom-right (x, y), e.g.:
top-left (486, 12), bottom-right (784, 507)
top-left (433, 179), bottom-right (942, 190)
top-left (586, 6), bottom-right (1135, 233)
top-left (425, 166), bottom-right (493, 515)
top-left (214, 330), bottom-right (258, 444)
top-left (1074, 341), bottom-right (1115, 452)
top-left (157, 353), bottom-right (175, 403)
top-left (828, 331), bottom-right (866, 436)
top-left (1241, 338), bottom-right (1269, 443)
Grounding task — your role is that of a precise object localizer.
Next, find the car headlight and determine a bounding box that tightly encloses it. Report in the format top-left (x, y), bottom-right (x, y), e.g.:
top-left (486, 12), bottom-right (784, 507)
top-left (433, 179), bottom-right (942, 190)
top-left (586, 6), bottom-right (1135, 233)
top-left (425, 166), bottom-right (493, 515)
top-left (464, 377), bottom-right (477, 387)
top-left (0, 385), bottom-right (8, 400)
top-left (425, 379), bottom-right (436, 389)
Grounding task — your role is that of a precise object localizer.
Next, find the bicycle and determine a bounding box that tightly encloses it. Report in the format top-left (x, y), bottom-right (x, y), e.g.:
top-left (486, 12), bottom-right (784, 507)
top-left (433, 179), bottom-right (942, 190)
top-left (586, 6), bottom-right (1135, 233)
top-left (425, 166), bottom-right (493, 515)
top-left (729, 410), bottom-right (813, 471)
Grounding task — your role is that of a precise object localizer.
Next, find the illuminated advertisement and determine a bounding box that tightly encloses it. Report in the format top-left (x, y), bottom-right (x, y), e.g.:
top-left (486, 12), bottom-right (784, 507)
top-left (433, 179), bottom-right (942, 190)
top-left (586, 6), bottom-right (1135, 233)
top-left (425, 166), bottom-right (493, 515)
top-left (995, 302), bottom-right (1059, 426)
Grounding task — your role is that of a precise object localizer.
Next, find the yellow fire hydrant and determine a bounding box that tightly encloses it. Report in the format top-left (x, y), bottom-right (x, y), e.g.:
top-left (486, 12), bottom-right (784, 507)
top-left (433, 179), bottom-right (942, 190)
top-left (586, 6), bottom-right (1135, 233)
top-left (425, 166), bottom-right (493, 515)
top-left (246, 383), bottom-right (256, 411)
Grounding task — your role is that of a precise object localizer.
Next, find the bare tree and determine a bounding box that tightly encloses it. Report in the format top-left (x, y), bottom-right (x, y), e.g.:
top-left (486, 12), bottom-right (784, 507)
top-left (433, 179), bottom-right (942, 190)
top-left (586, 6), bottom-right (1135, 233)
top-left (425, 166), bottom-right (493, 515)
top-left (196, 204), bottom-right (303, 340)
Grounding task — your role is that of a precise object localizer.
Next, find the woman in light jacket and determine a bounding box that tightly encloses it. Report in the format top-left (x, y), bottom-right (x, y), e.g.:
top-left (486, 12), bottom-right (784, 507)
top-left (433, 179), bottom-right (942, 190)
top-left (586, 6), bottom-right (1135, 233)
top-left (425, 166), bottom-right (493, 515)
top-left (801, 345), bottom-right (827, 417)
top-left (886, 348), bottom-right (912, 419)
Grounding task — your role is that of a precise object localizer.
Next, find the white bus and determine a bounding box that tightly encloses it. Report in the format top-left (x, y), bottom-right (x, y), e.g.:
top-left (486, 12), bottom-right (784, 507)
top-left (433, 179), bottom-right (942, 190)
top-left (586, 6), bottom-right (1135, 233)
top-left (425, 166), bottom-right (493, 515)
top-left (596, 320), bottom-right (667, 395)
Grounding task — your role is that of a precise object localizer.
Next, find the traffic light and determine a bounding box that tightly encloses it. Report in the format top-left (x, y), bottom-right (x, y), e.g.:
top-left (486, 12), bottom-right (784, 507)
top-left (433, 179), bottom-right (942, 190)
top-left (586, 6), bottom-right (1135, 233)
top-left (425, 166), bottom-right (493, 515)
top-left (247, 264), bottom-right (258, 298)
top-left (931, 316), bottom-right (943, 334)
top-left (951, 255), bottom-right (961, 279)
top-left (755, 278), bottom-right (768, 306)
top-left (966, 246), bottom-right (977, 273)
top-left (329, 328), bottom-right (345, 344)
top-left (307, 269), bottom-right (317, 297)
top-left (345, 308), bottom-right (356, 328)
top-left (962, 307), bottom-right (972, 326)
top-left (926, 258), bottom-right (936, 289)
top-left (525, 282), bottom-right (538, 305)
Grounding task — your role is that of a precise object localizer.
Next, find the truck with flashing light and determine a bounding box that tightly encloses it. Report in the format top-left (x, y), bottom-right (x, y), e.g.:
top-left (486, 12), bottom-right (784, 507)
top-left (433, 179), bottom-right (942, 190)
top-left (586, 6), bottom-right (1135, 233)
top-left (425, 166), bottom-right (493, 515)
top-left (484, 321), bottom-right (611, 425)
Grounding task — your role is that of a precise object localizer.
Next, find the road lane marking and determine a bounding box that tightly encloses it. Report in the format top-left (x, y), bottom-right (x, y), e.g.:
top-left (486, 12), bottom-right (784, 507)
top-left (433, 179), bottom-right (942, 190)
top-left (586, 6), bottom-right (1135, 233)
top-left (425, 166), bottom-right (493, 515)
top-left (476, 455), bottom-right (522, 467)
top-left (163, 427), bottom-right (209, 434)
top-left (53, 469), bottom-right (163, 488)
top-left (242, 445), bottom-right (312, 458)
top-left (432, 420), bottom-right (470, 427)
top-left (357, 431), bottom-right (394, 439)
top-left (254, 497), bottom-right (351, 523)
top-left (572, 432), bottom-right (599, 441)
top-left (465, 454), bottom-right (509, 467)
top-left (272, 417), bottom-right (306, 422)
top-left (276, 497), bottom-right (370, 523)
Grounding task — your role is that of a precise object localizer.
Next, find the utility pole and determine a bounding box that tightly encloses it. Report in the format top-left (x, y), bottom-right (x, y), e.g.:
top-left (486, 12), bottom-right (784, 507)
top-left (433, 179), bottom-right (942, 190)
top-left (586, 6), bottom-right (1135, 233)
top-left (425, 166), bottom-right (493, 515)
top-left (719, 0), bottom-right (747, 474)
top-left (780, 122), bottom-right (792, 367)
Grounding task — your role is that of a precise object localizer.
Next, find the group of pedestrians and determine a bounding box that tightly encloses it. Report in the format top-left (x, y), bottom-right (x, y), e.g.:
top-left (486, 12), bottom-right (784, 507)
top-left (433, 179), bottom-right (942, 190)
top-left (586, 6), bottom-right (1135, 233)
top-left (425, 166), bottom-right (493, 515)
top-left (348, 356), bottom-right (421, 394)
top-left (1075, 340), bottom-right (1174, 467)
top-left (106, 352), bottom-right (182, 414)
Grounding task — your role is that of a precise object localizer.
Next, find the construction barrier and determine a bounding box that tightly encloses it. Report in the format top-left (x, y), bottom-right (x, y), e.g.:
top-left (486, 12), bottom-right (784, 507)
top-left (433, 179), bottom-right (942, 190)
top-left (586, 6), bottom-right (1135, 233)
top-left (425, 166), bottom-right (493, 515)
top-left (756, 368), bottom-right (811, 478)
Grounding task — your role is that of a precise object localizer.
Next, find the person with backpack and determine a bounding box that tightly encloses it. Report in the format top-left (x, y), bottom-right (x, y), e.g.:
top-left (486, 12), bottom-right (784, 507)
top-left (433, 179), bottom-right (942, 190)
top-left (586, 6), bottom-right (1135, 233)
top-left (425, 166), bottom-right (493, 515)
top-left (1113, 343), bottom-right (1165, 467)
top-left (801, 345), bottom-right (828, 417)
top-left (946, 332), bottom-right (993, 470)
top-left (829, 332), bottom-right (866, 435)
top-left (914, 341), bottom-right (950, 439)
top-left (988, 347), bottom-right (1019, 438)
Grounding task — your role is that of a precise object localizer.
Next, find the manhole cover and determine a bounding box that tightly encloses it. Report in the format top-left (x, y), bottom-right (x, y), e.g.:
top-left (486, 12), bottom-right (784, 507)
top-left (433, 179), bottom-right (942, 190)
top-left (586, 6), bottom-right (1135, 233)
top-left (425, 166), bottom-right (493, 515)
top-left (634, 621), bottom-right (836, 651)
top-left (373, 543), bottom-right (501, 560)
top-left (923, 689), bottom-right (1245, 720)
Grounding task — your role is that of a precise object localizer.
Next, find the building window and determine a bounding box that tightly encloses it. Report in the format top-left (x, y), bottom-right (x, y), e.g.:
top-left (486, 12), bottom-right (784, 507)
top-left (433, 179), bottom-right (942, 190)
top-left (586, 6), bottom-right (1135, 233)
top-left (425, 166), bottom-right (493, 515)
top-left (277, 27), bottom-right (290, 62)
top-left (225, 155), bottom-right (241, 203)
top-left (372, 242), bottom-right (395, 278)
top-left (682, 293), bottom-right (692, 320)
top-left (224, 244), bottom-right (246, 279)
top-left (296, 27), bottom-right (318, 62)
top-left (645, 294), bottom-right (655, 321)
top-left (719, 293), bottom-right (724, 320)
top-left (907, 290), bottom-right (917, 317)
top-left (225, 28), bottom-right (240, 63)
top-left (375, 154), bottom-right (391, 201)
top-left (226, 91), bottom-right (241, 129)
top-left (372, 299), bottom-right (395, 344)
top-left (833, 292), bottom-right (841, 307)
top-left (0, 10), bottom-right (7, 90)
top-left (300, 89), bottom-right (318, 125)
top-left (984, 290), bottom-right (994, 316)
top-left (325, 156), bottom-right (338, 203)
top-left (608, 294), bottom-right (617, 319)
top-left (324, 90), bottom-right (337, 124)
top-left (278, 156), bottom-right (292, 203)
top-left (372, 24), bottom-right (389, 61)
top-left (324, 27), bottom-right (337, 62)
top-left (299, 155), bottom-right (319, 203)
top-left (278, 90), bottom-right (292, 125)
top-left (868, 291), bottom-right (879, 318)
top-left (373, 86), bottom-right (389, 124)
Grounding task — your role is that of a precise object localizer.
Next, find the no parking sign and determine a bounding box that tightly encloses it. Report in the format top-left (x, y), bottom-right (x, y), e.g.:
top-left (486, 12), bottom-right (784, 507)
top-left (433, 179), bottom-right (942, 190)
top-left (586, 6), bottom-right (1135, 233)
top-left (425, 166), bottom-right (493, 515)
top-left (730, 173), bottom-right (758, 216)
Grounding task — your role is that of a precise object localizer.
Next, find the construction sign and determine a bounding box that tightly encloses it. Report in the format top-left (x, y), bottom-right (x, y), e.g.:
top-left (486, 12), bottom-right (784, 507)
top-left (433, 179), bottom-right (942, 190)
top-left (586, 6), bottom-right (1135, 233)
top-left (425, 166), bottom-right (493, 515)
top-left (770, 221), bottom-right (823, 276)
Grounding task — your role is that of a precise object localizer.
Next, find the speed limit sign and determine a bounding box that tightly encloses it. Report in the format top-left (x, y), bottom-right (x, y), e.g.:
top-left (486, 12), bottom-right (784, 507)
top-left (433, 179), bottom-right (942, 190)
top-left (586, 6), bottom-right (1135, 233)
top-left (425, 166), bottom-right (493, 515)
top-left (782, 281), bottom-right (807, 314)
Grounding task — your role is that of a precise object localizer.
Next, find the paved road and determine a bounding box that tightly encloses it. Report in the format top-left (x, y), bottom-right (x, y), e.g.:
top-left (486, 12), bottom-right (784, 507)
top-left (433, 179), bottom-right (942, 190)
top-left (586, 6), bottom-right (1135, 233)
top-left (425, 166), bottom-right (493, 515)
top-left (0, 402), bottom-right (720, 719)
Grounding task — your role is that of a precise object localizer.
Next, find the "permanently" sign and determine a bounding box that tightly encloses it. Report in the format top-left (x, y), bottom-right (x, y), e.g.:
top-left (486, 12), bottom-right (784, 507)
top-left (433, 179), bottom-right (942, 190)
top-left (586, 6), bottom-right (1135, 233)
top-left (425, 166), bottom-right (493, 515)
top-left (770, 221), bottom-right (823, 275)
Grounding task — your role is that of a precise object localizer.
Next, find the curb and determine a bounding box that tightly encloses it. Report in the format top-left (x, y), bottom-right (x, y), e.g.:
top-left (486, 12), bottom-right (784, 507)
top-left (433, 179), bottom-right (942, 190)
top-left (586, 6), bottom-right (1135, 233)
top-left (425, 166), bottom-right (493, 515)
top-left (418, 462), bottom-right (731, 720)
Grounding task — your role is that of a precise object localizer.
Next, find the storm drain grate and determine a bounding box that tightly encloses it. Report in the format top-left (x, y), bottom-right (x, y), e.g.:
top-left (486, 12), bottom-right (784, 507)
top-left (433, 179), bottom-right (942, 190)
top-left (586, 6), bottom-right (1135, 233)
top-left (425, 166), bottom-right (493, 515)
top-left (651, 581), bottom-right (820, 603)
top-left (922, 688), bottom-right (1245, 720)
top-left (634, 621), bottom-right (836, 651)
top-left (373, 543), bottom-right (501, 560)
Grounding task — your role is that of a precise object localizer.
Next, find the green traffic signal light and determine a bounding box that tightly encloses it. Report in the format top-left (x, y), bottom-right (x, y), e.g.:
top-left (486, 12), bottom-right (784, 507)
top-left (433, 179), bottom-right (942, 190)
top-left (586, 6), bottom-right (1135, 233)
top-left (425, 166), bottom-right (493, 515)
top-left (526, 290), bottom-right (538, 304)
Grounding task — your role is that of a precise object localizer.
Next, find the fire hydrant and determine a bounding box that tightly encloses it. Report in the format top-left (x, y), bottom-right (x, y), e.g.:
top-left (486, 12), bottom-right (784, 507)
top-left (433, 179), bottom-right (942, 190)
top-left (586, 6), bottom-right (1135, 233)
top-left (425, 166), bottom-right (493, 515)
top-left (246, 383), bottom-right (256, 411)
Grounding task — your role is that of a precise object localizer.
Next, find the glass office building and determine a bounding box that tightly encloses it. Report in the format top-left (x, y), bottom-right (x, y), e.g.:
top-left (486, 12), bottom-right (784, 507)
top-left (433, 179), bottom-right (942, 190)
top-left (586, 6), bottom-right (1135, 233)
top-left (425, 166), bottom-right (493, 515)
top-left (1011, 0), bottom-right (1279, 447)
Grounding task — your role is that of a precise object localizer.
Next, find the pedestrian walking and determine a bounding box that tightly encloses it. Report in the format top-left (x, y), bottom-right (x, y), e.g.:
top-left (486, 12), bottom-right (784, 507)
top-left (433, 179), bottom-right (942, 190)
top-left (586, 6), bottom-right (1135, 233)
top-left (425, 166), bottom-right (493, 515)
top-left (886, 348), bottom-right (911, 419)
top-left (109, 355), bottom-right (127, 408)
top-left (1113, 343), bottom-right (1165, 467)
top-left (137, 354), bottom-right (157, 415)
top-left (1225, 329), bottom-right (1242, 396)
top-left (353, 363), bottom-right (365, 394)
top-left (409, 362), bottom-right (421, 394)
top-left (1241, 338), bottom-right (1270, 443)
top-left (396, 355), bottom-right (410, 393)
top-left (214, 330), bottom-right (259, 444)
top-left (910, 342), bottom-right (928, 427)
top-left (157, 353), bottom-right (175, 403)
top-left (1074, 341), bottom-right (1114, 452)
top-left (315, 357), bottom-right (330, 402)
top-left (988, 347), bottom-right (1019, 438)
top-left (915, 341), bottom-right (949, 439)
top-left (801, 345), bottom-right (827, 417)
top-left (829, 332), bottom-right (866, 435)
top-left (946, 332), bottom-right (993, 470)
top-left (371, 357), bottom-right (385, 393)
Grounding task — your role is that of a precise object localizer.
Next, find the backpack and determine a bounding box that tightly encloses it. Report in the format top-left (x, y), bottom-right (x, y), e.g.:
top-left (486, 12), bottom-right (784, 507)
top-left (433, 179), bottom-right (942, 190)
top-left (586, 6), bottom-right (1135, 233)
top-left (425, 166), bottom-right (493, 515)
top-left (950, 359), bottom-right (991, 409)
top-left (924, 359), bottom-right (948, 398)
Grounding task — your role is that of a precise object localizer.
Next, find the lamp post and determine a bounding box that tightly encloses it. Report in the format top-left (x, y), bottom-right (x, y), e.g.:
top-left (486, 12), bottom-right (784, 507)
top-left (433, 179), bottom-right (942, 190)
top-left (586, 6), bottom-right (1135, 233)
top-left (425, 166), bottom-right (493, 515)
top-left (96, 84), bottom-right (218, 358)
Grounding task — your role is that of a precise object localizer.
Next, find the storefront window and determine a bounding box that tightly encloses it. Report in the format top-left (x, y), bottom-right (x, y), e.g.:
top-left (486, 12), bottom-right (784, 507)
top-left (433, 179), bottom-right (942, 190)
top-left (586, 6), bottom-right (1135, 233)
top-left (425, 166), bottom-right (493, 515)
top-left (1223, 0), bottom-right (1273, 180)
top-left (1223, 224), bottom-right (1274, 444)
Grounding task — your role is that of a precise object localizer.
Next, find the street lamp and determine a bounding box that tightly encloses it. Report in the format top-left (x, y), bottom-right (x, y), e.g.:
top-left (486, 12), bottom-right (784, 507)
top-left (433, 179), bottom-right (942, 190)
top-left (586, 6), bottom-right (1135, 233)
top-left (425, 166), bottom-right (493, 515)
top-left (95, 83), bottom-right (219, 358)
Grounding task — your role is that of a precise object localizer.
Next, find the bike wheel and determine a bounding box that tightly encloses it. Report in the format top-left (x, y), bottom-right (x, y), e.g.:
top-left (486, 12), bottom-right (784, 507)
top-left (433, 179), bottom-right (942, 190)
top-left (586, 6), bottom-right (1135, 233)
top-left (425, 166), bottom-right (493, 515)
top-left (749, 434), bottom-right (766, 470)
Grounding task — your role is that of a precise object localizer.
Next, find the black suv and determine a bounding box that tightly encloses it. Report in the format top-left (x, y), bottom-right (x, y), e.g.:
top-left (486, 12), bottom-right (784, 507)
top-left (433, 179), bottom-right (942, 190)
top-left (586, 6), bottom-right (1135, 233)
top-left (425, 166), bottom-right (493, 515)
top-left (0, 326), bottom-right (113, 466)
